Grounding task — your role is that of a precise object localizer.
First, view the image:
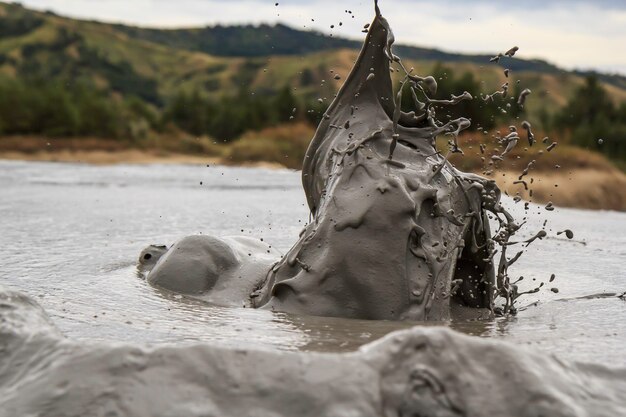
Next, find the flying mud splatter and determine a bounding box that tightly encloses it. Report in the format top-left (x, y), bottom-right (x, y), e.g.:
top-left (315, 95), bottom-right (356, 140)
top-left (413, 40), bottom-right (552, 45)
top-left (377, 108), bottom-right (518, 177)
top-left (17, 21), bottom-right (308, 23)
top-left (137, 0), bottom-right (561, 321)
top-left (251, 1), bottom-right (548, 318)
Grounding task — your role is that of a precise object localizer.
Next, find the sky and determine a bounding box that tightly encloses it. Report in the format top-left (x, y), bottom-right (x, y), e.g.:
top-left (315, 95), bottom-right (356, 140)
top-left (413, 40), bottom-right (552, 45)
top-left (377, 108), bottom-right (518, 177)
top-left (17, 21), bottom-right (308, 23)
top-left (14, 0), bottom-right (626, 75)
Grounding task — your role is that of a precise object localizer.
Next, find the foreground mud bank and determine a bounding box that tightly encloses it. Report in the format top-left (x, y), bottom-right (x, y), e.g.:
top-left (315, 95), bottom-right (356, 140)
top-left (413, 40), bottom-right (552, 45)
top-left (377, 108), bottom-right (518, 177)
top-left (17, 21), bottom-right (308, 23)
top-left (1, 286), bottom-right (624, 417)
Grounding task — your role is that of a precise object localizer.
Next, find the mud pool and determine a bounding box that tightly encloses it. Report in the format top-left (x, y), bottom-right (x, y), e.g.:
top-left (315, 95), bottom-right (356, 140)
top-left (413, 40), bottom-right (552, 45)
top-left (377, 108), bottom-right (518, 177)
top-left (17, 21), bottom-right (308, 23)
top-left (1, 160), bottom-right (624, 364)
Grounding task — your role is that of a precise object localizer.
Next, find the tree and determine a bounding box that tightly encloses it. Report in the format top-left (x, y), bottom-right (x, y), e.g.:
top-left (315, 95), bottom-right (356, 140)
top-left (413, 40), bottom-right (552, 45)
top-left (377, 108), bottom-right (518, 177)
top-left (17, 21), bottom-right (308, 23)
top-left (556, 76), bottom-right (614, 127)
top-left (555, 76), bottom-right (626, 161)
top-left (273, 86), bottom-right (298, 123)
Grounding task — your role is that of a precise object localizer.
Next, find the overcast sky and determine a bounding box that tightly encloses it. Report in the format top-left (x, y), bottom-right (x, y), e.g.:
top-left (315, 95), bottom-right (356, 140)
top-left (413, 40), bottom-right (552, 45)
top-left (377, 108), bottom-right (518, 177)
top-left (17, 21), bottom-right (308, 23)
top-left (15, 0), bottom-right (626, 75)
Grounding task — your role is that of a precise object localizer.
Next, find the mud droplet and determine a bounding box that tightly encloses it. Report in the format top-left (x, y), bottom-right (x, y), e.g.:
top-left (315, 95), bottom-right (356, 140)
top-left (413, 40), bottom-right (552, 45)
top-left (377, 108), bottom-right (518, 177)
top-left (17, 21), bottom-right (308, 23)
top-left (517, 88), bottom-right (531, 107)
top-left (557, 229), bottom-right (574, 239)
top-left (505, 46), bottom-right (519, 57)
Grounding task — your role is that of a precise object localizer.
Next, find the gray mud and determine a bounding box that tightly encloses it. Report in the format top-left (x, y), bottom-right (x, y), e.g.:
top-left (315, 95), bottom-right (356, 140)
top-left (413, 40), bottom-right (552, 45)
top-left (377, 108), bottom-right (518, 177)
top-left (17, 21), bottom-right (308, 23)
top-left (1, 2), bottom-right (625, 416)
top-left (145, 3), bottom-right (532, 321)
top-left (2, 159), bottom-right (624, 362)
top-left (1, 286), bottom-right (625, 417)
top-left (254, 5), bottom-right (496, 320)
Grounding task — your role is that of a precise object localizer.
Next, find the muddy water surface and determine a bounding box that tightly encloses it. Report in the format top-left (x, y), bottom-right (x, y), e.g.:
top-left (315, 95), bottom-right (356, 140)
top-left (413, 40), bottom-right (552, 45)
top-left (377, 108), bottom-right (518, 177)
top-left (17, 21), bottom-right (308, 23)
top-left (1, 160), bottom-right (624, 363)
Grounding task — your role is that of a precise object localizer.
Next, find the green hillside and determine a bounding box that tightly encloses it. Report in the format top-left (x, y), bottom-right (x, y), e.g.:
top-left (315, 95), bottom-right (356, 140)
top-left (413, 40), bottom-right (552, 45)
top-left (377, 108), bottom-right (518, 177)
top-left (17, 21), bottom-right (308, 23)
top-left (113, 22), bottom-right (358, 58)
top-left (0, 1), bottom-right (625, 164)
top-left (2, 1), bottom-right (626, 104)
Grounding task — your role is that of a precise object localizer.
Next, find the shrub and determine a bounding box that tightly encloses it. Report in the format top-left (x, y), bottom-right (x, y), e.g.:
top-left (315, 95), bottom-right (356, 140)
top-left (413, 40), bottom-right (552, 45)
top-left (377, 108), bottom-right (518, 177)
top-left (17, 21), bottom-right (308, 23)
top-left (225, 122), bottom-right (314, 169)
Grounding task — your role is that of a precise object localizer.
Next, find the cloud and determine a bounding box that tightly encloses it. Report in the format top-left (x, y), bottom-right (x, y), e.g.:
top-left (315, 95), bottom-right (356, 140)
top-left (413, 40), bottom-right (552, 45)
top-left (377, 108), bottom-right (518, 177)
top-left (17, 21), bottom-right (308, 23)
top-left (16, 0), bottom-right (626, 75)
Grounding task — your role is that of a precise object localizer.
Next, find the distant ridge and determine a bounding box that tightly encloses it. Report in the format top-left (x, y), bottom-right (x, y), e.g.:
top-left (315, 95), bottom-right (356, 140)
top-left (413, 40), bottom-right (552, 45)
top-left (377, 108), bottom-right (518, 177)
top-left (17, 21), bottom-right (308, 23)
top-left (106, 15), bottom-right (625, 90)
top-left (111, 20), bottom-right (564, 74)
top-left (1, 1), bottom-right (625, 105)
top-left (112, 23), bottom-right (360, 58)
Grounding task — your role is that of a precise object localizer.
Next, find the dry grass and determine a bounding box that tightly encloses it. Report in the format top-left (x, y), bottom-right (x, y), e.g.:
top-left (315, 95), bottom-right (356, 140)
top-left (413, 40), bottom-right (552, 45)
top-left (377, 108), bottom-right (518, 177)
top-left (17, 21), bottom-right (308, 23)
top-left (0, 136), bottom-right (129, 153)
top-left (0, 124), bottom-right (312, 168)
top-left (224, 122), bottom-right (314, 169)
top-left (0, 149), bottom-right (221, 165)
top-left (446, 130), bottom-right (617, 174)
top-left (2, 124), bottom-right (626, 210)
top-left (494, 169), bottom-right (626, 211)
top-left (442, 128), bottom-right (626, 210)
top-left (139, 134), bottom-right (225, 157)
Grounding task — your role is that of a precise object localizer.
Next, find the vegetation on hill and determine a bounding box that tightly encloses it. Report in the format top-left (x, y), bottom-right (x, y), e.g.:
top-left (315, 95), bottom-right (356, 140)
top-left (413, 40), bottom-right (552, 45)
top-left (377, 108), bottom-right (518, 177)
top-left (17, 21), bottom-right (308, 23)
top-left (0, 1), bottom-right (625, 172)
top-left (113, 23), bottom-right (358, 58)
top-left (0, 77), bottom-right (155, 138)
top-left (553, 76), bottom-right (626, 164)
top-left (161, 85), bottom-right (327, 141)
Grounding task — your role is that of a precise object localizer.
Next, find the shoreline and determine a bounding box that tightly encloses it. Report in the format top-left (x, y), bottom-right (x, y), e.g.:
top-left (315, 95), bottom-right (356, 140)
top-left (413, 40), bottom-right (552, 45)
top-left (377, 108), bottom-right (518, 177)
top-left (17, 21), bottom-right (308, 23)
top-left (2, 149), bottom-right (626, 211)
top-left (0, 149), bottom-right (285, 169)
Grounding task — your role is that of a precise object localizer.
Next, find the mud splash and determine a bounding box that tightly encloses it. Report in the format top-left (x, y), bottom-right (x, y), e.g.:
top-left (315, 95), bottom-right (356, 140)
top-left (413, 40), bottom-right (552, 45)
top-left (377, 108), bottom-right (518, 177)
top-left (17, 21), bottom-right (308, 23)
top-left (253, 2), bottom-right (535, 319)
top-left (142, 1), bottom-right (540, 320)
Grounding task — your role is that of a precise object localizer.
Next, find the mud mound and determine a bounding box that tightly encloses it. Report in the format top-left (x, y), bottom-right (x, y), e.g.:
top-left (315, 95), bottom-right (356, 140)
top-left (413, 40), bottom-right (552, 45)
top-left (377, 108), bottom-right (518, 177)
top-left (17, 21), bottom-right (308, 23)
top-left (1, 287), bottom-right (624, 417)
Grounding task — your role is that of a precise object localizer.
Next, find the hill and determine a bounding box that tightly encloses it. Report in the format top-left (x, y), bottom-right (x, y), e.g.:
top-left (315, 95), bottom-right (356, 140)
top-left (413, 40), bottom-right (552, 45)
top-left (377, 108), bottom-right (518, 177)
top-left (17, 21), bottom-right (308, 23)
top-left (103, 13), bottom-right (626, 93)
top-left (2, 1), bottom-right (626, 107)
top-left (0, 2), bottom-right (625, 179)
